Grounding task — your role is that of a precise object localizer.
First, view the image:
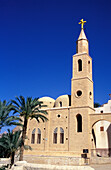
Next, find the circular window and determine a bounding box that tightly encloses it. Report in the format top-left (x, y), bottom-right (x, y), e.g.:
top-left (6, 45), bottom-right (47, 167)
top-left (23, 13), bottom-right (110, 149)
top-left (76, 90), bottom-right (82, 97)
top-left (57, 114), bottom-right (61, 118)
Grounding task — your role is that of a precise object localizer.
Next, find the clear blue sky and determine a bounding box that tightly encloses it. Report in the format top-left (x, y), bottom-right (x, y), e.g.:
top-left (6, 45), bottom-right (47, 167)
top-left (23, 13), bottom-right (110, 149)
top-left (0, 0), bottom-right (111, 132)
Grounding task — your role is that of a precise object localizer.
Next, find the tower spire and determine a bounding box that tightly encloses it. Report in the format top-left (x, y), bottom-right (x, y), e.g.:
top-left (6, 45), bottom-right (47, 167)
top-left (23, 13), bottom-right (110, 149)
top-left (76, 19), bottom-right (88, 54)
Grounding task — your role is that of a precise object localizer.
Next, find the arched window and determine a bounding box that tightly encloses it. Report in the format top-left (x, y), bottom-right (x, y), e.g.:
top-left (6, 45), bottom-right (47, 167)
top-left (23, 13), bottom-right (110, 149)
top-left (78, 59), bottom-right (82, 71)
top-left (76, 114), bottom-right (82, 132)
top-left (37, 128), bottom-right (41, 144)
top-left (60, 101), bottom-right (62, 107)
top-left (60, 127), bottom-right (64, 144)
top-left (31, 128), bottom-right (36, 144)
top-left (53, 127), bottom-right (58, 144)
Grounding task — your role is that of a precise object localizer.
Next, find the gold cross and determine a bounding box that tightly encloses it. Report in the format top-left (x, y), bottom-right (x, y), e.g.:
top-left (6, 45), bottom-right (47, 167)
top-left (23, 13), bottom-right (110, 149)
top-left (79, 19), bottom-right (86, 29)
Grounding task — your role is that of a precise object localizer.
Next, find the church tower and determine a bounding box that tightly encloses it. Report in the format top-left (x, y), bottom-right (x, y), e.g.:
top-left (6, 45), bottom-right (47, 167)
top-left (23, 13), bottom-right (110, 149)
top-left (71, 19), bottom-right (94, 109)
top-left (69, 19), bottom-right (94, 156)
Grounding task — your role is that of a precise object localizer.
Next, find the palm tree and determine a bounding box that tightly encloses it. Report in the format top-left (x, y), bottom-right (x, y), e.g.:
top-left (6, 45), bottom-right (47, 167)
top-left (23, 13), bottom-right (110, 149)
top-left (0, 100), bottom-right (22, 131)
top-left (0, 129), bottom-right (22, 168)
top-left (11, 96), bottom-right (48, 161)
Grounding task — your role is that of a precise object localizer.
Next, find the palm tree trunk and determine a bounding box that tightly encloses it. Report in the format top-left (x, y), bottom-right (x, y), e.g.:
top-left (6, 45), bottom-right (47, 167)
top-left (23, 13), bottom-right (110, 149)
top-left (10, 152), bottom-right (15, 168)
top-left (19, 117), bottom-right (28, 161)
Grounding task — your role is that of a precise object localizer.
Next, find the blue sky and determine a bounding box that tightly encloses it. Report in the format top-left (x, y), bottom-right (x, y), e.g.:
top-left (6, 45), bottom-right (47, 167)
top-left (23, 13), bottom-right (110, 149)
top-left (0, 0), bottom-right (111, 132)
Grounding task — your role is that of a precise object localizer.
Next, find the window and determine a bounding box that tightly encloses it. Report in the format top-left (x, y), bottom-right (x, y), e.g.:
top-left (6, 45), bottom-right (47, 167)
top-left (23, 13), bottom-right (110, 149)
top-left (57, 114), bottom-right (61, 118)
top-left (60, 127), bottom-right (64, 144)
top-left (53, 127), bottom-right (58, 144)
top-left (88, 61), bottom-right (90, 72)
top-left (89, 92), bottom-right (92, 95)
top-left (76, 114), bottom-right (82, 132)
top-left (100, 126), bottom-right (104, 131)
top-left (89, 92), bottom-right (92, 99)
top-left (78, 59), bottom-right (82, 71)
top-left (37, 128), bottom-right (41, 144)
top-left (31, 128), bottom-right (36, 144)
top-left (76, 90), bottom-right (82, 97)
top-left (60, 101), bottom-right (62, 107)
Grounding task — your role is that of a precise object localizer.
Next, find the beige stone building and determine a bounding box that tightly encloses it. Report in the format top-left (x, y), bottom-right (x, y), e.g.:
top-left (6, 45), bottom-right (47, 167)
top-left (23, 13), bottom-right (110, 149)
top-left (24, 21), bottom-right (111, 160)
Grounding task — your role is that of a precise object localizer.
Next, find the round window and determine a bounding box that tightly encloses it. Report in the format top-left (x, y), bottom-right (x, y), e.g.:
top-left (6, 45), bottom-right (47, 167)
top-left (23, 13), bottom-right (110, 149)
top-left (76, 90), bottom-right (82, 97)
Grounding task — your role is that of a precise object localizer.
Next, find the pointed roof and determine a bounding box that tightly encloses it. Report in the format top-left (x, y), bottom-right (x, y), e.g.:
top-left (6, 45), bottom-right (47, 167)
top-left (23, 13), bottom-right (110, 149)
top-left (78, 28), bottom-right (87, 40)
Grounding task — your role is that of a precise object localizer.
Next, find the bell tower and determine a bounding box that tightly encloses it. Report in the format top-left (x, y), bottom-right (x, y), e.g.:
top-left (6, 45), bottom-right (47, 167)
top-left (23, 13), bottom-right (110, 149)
top-left (71, 19), bottom-right (94, 109)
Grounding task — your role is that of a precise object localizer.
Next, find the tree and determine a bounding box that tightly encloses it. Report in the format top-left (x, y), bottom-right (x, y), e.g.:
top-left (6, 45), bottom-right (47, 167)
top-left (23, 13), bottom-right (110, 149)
top-left (94, 102), bottom-right (101, 108)
top-left (0, 129), bottom-right (22, 168)
top-left (11, 96), bottom-right (48, 161)
top-left (0, 100), bottom-right (22, 131)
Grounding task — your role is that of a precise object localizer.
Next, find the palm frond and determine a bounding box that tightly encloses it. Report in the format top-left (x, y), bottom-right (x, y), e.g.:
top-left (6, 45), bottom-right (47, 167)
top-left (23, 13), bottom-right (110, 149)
top-left (0, 100), bottom-right (23, 130)
top-left (34, 109), bottom-right (48, 115)
top-left (8, 122), bottom-right (23, 127)
top-left (30, 114), bottom-right (48, 122)
top-left (11, 100), bottom-right (20, 108)
top-left (20, 96), bottom-right (26, 108)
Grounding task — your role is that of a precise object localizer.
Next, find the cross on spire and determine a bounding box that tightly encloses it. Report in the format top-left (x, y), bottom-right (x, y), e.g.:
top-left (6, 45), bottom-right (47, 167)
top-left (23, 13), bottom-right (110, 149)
top-left (79, 19), bottom-right (86, 29)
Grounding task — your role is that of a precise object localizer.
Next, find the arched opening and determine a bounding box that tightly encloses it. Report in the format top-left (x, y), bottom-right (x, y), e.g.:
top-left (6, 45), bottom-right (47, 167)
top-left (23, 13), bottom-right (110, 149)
top-left (92, 120), bottom-right (111, 157)
top-left (31, 128), bottom-right (36, 144)
top-left (53, 127), bottom-right (58, 144)
top-left (76, 114), bottom-right (82, 132)
top-left (60, 101), bottom-right (62, 107)
top-left (60, 127), bottom-right (64, 144)
top-left (37, 128), bottom-right (41, 144)
top-left (78, 59), bottom-right (82, 71)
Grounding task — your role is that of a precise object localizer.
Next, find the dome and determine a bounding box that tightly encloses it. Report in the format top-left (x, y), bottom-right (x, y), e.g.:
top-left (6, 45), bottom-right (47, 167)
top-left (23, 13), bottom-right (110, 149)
top-left (39, 96), bottom-right (55, 102)
top-left (54, 95), bottom-right (71, 107)
top-left (39, 96), bottom-right (55, 109)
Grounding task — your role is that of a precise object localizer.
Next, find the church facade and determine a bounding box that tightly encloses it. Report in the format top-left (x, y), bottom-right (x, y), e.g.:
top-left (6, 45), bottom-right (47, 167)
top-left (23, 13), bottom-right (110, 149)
top-left (24, 20), bottom-right (111, 159)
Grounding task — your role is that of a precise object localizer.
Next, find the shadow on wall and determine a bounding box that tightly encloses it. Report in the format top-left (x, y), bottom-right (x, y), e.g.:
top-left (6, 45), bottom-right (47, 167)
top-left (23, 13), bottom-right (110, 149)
top-left (107, 124), bottom-right (111, 157)
top-left (92, 128), bottom-right (96, 148)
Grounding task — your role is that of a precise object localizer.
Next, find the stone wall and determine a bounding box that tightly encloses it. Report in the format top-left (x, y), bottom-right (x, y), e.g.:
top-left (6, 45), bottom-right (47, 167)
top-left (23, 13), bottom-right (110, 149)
top-left (23, 155), bottom-right (89, 166)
